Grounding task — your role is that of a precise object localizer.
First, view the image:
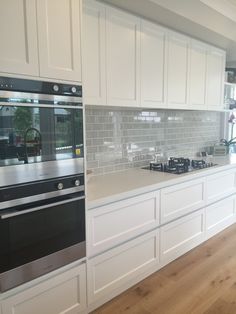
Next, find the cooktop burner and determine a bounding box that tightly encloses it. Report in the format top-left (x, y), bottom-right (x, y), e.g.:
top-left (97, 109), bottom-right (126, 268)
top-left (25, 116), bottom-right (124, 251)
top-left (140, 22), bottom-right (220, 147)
top-left (143, 157), bottom-right (217, 175)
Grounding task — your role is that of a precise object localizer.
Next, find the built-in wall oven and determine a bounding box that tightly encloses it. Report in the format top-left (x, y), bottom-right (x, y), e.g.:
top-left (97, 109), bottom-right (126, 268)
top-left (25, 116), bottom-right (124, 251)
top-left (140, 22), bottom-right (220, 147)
top-left (0, 77), bottom-right (85, 292)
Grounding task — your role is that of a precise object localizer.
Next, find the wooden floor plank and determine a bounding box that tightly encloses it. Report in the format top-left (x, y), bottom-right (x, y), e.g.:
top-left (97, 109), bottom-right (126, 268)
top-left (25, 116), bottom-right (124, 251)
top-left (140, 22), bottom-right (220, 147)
top-left (92, 224), bottom-right (236, 314)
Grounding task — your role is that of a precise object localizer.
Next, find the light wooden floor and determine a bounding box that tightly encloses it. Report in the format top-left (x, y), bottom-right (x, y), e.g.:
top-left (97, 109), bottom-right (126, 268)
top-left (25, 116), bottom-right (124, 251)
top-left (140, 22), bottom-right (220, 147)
top-left (92, 224), bottom-right (236, 314)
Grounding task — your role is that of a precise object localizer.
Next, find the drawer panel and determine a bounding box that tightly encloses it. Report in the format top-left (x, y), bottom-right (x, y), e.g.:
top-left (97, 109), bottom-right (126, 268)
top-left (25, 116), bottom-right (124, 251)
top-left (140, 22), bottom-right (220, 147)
top-left (206, 196), bottom-right (236, 239)
top-left (87, 229), bottom-right (159, 304)
top-left (206, 169), bottom-right (236, 204)
top-left (160, 209), bottom-right (205, 265)
top-left (1, 263), bottom-right (86, 314)
top-left (161, 178), bottom-right (205, 223)
top-left (87, 191), bottom-right (160, 256)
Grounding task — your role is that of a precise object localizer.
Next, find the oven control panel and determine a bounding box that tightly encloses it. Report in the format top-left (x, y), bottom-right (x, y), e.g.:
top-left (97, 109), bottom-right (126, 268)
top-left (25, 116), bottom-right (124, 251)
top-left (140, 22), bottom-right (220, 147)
top-left (0, 174), bottom-right (85, 207)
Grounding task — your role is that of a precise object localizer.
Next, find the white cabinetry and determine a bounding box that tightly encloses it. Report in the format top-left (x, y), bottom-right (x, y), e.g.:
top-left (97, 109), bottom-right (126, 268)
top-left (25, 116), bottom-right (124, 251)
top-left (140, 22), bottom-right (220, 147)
top-left (161, 178), bottom-right (205, 223)
top-left (106, 7), bottom-right (140, 107)
top-left (87, 191), bottom-right (160, 257)
top-left (206, 196), bottom-right (236, 239)
top-left (87, 230), bottom-right (159, 305)
top-left (37, 0), bottom-right (82, 82)
top-left (189, 40), bottom-right (207, 109)
top-left (0, 0), bottom-right (82, 82)
top-left (0, 0), bottom-right (39, 76)
top-left (167, 32), bottom-right (190, 109)
top-left (140, 21), bottom-right (167, 108)
top-left (160, 209), bottom-right (205, 266)
top-left (206, 169), bottom-right (236, 204)
top-left (83, 0), bottom-right (106, 105)
top-left (206, 48), bottom-right (225, 109)
top-left (1, 263), bottom-right (86, 314)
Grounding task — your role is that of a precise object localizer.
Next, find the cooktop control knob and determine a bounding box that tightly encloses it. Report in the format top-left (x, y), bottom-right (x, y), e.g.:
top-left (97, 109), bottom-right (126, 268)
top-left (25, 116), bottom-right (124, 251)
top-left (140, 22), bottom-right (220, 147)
top-left (74, 179), bottom-right (80, 186)
top-left (57, 182), bottom-right (64, 190)
top-left (53, 84), bottom-right (59, 92)
top-left (71, 86), bottom-right (77, 93)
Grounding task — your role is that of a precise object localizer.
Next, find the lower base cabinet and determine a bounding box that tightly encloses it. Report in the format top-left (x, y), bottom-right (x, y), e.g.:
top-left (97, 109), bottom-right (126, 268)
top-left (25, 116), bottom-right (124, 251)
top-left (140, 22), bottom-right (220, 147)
top-left (160, 209), bottom-right (205, 266)
top-left (87, 229), bottom-right (160, 308)
top-left (0, 263), bottom-right (87, 314)
top-left (206, 196), bottom-right (236, 239)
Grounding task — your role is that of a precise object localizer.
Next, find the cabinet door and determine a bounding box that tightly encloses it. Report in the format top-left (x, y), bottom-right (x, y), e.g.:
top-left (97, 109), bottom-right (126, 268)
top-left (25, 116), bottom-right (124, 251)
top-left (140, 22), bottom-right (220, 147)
top-left (206, 169), bottom-right (236, 204)
top-left (161, 178), bottom-right (205, 223)
top-left (140, 20), bottom-right (167, 108)
top-left (206, 48), bottom-right (225, 109)
top-left (189, 40), bottom-right (207, 109)
top-left (167, 32), bottom-right (190, 108)
top-left (87, 230), bottom-right (159, 305)
top-left (83, 0), bottom-right (106, 105)
top-left (106, 7), bottom-right (140, 107)
top-left (0, 0), bottom-right (39, 76)
top-left (1, 263), bottom-right (86, 314)
top-left (160, 209), bottom-right (205, 266)
top-left (37, 0), bottom-right (82, 82)
top-left (87, 191), bottom-right (160, 257)
top-left (206, 196), bottom-right (236, 240)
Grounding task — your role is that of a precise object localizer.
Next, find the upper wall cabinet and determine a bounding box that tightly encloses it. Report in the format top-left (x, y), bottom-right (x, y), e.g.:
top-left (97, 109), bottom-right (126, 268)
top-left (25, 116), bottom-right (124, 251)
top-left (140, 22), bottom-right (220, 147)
top-left (206, 48), bottom-right (225, 110)
top-left (37, 0), bottom-right (82, 82)
top-left (189, 40), bottom-right (207, 109)
top-left (106, 7), bottom-right (140, 107)
top-left (0, 0), bottom-right (39, 76)
top-left (83, 0), bottom-right (106, 105)
top-left (167, 32), bottom-right (190, 109)
top-left (140, 21), bottom-right (167, 108)
top-left (0, 0), bottom-right (82, 82)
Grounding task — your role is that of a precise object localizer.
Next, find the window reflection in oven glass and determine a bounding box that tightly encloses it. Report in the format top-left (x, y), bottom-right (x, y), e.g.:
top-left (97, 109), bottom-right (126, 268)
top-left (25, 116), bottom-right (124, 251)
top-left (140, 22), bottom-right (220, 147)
top-left (0, 106), bottom-right (83, 166)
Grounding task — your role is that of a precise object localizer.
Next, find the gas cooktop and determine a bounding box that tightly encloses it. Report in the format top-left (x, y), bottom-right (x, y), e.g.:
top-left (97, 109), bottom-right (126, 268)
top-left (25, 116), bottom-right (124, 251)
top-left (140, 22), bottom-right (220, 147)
top-left (143, 157), bottom-right (217, 175)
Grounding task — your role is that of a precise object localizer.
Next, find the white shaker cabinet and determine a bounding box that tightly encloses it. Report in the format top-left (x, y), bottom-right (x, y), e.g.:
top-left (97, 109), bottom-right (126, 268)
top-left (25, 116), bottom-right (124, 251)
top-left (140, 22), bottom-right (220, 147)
top-left (189, 40), bottom-right (207, 109)
top-left (140, 20), bottom-right (167, 108)
top-left (37, 0), bottom-right (82, 82)
top-left (83, 0), bottom-right (106, 105)
top-left (167, 32), bottom-right (190, 109)
top-left (206, 196), bottom-right (236, 240)
top-left (160, 209), bottom-right (205, 266)
top-left (206, 48), bottom-right (225, 110)
top-left (0, 0), bottom-right (39, 76)
top-left (1, 263), bottom-right (87, 314)
top-left (106, 7), bottom-right (140, 107)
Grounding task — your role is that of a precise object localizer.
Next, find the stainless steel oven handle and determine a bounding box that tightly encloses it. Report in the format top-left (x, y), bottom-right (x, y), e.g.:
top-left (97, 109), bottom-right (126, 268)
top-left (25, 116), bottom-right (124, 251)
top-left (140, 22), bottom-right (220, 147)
top-left (0, 196), bottom-right (85, 220)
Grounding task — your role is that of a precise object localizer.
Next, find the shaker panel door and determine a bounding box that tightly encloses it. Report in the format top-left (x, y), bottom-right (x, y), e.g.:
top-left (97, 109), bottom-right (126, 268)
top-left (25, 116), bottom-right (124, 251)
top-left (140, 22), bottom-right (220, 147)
top-left (141, 20), bottom-right (167, 108)
top-left (0, 0), bottom-right (39, 76)
top-left (106, 7), bottom-right (140, 107)
top-left (37, 0), bottom-right (82, 82)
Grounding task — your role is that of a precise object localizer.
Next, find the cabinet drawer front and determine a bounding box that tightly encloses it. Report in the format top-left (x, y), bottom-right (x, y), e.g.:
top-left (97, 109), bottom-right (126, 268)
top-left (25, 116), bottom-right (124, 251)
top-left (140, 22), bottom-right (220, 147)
top-left (87, 230), bottom-right (159, 304)
top-left (87, 192), bottom-right (160, 257)
top-left (206, 170), bottom-right (236, 204)
top-left (161, 178), bottom-right (205, 223)
top-left (1, 264), bottom-right (86, 314)
top-left (160, 209), bottom-right (205, 265)
top-left (206, 196), bottom-right (236, 239)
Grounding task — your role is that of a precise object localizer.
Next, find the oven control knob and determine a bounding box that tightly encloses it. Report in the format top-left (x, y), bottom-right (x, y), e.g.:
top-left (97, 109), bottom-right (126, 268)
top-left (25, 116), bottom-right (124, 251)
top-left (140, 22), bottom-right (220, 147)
top-left (71, 86), bottom-right (77, 93)
top-left (57, 182), bottom-right (64, 190)
top-left (53, 84), bottom-right (59, 92)
top-left (74, 179), bottom-right (80, 186)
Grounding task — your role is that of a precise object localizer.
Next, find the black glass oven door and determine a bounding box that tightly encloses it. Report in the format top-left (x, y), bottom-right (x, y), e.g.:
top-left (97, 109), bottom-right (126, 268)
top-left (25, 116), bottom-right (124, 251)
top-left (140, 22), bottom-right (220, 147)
top-left (0, 105), bottom-right (83, 166)
top-left (0, 196), bottom-right (85, 274)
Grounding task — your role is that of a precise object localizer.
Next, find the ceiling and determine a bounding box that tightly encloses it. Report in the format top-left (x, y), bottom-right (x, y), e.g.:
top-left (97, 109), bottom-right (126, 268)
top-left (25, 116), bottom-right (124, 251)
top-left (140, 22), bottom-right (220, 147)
top-left (100, 0), bottom-right (236, 66)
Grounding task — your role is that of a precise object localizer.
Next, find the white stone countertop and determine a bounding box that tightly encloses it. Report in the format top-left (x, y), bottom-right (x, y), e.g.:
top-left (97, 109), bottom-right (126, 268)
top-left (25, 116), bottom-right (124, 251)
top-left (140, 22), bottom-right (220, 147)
top-left (86, 155), bottom-right (236, 209)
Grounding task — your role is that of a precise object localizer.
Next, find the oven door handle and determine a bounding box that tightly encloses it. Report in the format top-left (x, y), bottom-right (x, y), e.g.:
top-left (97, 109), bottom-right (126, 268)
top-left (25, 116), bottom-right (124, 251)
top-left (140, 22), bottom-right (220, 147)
top-left (0, 196), bottom-right (85, 220)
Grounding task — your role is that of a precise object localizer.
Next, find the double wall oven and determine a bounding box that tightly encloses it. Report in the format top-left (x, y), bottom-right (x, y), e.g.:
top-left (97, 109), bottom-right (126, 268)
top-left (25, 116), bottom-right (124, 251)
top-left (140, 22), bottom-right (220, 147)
top-left (0, 77), bottom-right (85, 292)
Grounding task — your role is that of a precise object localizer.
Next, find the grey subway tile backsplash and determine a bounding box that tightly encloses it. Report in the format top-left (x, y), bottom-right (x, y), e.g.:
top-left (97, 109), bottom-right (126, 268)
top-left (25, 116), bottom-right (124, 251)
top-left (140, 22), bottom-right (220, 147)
top-left (85, 106), bottom-right (222, 176)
